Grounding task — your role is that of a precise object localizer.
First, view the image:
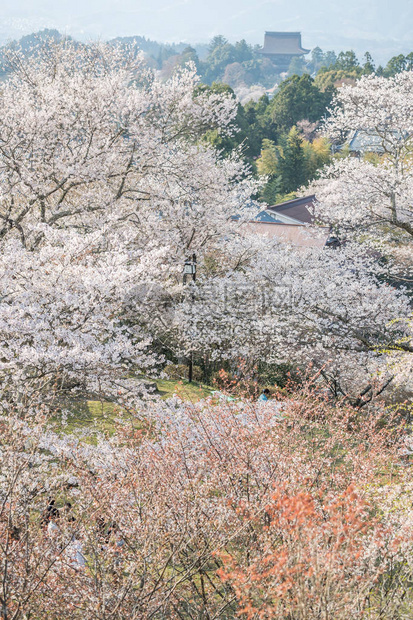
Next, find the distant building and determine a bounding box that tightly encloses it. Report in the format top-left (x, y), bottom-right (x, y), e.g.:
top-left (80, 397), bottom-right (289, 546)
top-left (267, 194), bottom-right (315, 224)
top-left (258, 32), bottom-right (310, 71)
top-left (345, 129), bottom-right (386, 157)
top-left (245, 195), bottom-right (334, 249)
top-left (345, 129), bottom-right (406, 158)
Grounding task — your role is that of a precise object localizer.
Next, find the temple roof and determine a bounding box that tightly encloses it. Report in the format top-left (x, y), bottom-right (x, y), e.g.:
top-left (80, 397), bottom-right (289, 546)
top-left (267, 195), bottom-right (316, 224)
top-left (260, 32), bottom-right (310, 56)
top-left (348, 129), bottom-right (386, 154)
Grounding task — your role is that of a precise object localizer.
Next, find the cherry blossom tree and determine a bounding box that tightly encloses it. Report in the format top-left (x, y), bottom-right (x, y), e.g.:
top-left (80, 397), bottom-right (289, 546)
top-left (308, 72), bottom-right (413, 390)
top-left (312, 72), bottom-right (413, 244)
top-left (168, 233), bottom-right (411, 402)
top-left (0, 40), bottom-right (256, 406)
top-left (0, 228), bottom-right (166, 409)
top-left (0, 39), bottom-right (411, 408)
top-left (0, 38), bottom-right (256, 261)
top-left (0, 46), bottom-right (412, 620)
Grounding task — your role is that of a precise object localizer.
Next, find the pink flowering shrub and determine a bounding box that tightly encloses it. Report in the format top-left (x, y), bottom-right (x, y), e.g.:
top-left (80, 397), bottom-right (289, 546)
top-left (0, 390), bottom-right (411, 618)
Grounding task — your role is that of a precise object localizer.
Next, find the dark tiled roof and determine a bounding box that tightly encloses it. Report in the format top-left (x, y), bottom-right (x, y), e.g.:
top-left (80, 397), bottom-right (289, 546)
top-left (348, 129), bottom-right (386, 154)
top-left (267, 195), bottom-right (316, 224)
top-left (341, 129), bottom-right (407, 154)
top-left (260, 32), bottom-right (310, 56)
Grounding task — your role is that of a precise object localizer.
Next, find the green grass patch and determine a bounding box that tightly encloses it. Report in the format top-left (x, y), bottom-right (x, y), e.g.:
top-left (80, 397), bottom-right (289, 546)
top-left (156, 379), bottom-right (213, 401)
top-left (52, 398), bottom-right (126, 437)
top-left (51, 379), bottom-right (214, 437)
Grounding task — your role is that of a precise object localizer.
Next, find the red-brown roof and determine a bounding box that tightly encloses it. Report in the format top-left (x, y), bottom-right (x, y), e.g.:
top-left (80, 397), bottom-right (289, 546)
top-left (244, 221), bottom-right (329, 248)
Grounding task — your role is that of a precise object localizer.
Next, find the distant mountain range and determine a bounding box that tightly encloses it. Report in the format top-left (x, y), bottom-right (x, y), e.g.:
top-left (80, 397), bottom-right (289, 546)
top-left (0, 0), bottom-right (412, 64)
top-left (0, 29), bottom-right (208, 68)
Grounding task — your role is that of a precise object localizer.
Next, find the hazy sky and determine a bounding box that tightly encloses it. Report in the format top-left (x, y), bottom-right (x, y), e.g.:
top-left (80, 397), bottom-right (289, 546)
top-left (1, 0), bottom-right (412, 63)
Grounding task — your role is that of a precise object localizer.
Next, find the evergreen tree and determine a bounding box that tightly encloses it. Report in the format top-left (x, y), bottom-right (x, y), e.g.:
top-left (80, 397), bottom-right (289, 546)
top-left (202, 39), bottom-right (238, 83)
top-left (362, 52), bottom-right (375, 75)
top-left (384, 54), bottom-right (407, 76)
top-left (277, 127), bottom-right (306, 193)
top-left (208, 35), bottom-right (228, 53)
top-left (269, 74), bottom-right (333, 131)
top-left (335, 50), bottom-right (359, 71)
top-left (256, 140), bottom-right (282, 204)
top-left (288, 56), bottom-right (307, 76)
top-left (234, 39), bottom-right (254, 63)
top-left (323, 51), bottom-right (337, 68)
top-left (243, 95), bottom-right (277, 160)
top-left (256, 139), bottom-right (278, 176)
top-left (260, 175), bottom-right (282, 205)
top-left (309, 47), bottom-right (324, 73)
top-left (177, 46), bottom-right (200, 71)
